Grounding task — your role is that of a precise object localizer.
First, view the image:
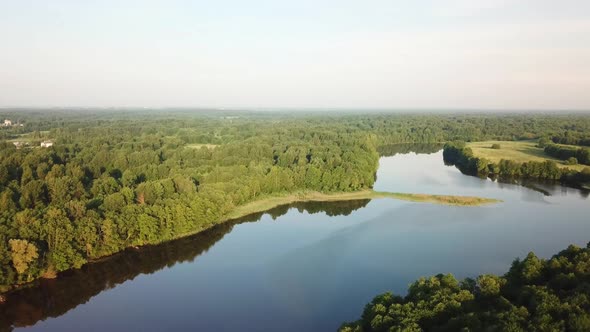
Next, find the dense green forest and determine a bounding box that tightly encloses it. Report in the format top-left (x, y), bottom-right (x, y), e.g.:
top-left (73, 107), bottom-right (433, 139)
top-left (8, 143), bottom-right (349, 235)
top-left (0, 111), bottom-right (379, 290)
top-left (544, 144), bottom-right (590, 166)
top-left (1, 110), bottom-right (590, 291)
top-left (340, 243), bottom-right (590, 332)
top-left (551, 133), bottom-right (590, 147)
top-left (443, 142), bottom-right (590, 186)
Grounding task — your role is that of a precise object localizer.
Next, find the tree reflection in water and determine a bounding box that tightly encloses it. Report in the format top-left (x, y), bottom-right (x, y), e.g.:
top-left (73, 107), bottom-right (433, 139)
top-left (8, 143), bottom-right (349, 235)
top-left (0, 199), bottom-right (369, 331)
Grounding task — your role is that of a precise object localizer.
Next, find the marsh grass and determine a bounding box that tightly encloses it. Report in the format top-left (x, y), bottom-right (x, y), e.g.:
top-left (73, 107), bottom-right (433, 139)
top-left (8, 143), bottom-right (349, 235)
top-left (224, 190), bottom-right (500, 220)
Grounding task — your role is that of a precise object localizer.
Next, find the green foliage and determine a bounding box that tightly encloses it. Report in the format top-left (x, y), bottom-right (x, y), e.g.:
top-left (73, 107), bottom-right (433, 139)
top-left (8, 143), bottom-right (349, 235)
top-left (545, 144), bottom-right (590, 165)
top-left (551, 132), bottom-right (590, 147)
top-left (1, 110), bottom-right (590, 290)
top-left (477, 274), bottom-right (506, 296)
top-left (0, 110), bottom-right (382, 288)
top-left (491, 143), bottom-right (501, 149)
top-left (537, 137), bottom-right (551, 148)
top-left (443, 144), bottom-right (589, 184)
top-left (341, 244), bottom-right (590, 332)
top-left (8, 239), bottom-right (38, 276)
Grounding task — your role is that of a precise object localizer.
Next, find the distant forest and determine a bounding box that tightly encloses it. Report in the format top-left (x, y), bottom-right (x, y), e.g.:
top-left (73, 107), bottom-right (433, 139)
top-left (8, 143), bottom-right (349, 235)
top-left (1, 110), bottom-right (590, 290)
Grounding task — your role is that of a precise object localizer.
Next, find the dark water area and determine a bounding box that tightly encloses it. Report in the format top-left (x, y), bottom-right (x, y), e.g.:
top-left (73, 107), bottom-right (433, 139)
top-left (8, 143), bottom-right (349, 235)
top-left (377, 143), bottom-right (443, 157)
top-left (2, 146), bottom-right (589, 332)
top-left (0, 200), bottom-right (370, 331)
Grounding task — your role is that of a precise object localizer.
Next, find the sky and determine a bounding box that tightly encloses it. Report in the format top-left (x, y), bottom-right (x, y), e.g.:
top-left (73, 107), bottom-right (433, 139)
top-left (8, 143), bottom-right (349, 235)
top-left (0, 0), bottom-right (589, 110)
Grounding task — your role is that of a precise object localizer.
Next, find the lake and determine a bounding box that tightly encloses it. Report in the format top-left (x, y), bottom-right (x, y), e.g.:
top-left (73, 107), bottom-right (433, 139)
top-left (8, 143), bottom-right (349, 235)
top-left (2, 145), bottom-right (589, 331)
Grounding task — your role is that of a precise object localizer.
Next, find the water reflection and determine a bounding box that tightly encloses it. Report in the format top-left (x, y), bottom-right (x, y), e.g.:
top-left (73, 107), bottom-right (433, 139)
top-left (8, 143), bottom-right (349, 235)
top-left (440, 146), bottom-right (590, 198)
top-left (375, 146), bottom-right (589, 200)
top-left (0, 200), bottom-right (369, 331)
top-left (377, 143), bottom-right (443, 157)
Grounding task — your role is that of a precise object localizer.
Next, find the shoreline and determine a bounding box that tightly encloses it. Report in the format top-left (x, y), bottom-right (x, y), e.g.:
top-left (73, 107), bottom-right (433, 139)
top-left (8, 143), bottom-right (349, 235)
top-left (224, 190), bottom-right (500, 221)
top-left (0, 190), bottom-right (499, 295)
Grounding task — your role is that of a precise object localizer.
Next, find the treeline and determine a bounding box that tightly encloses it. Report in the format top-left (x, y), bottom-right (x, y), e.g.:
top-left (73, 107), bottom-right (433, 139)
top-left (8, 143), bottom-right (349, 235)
top-left (5, 109), bottom-right (590, 146)
top-left (443, 142), bottom-right (590, 186)
top-left (544, 144), bottom-right (590, 165)
top-left (340, 243), bottom-right (590, 331)
top-left (551, 132), bottom-right (590, 147)
top-left (361, 114), bottom-right (590, 145)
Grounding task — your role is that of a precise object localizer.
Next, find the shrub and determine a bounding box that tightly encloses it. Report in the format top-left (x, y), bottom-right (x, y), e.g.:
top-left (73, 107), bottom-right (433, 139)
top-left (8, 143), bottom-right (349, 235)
top-left (491, 144), bottom-right (501, 149)
top-left (537, 137), bottom-right (550, 148)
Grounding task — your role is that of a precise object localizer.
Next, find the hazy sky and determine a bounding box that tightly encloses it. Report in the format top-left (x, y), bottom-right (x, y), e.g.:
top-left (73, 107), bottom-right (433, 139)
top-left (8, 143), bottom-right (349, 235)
top-left (1, 0), bottom-right (589, 110)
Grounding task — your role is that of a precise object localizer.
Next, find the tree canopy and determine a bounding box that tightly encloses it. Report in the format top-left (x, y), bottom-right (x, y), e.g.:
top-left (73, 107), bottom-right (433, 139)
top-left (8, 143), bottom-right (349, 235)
top-left (1, 110), bottom-right (590, 291)
top-left (341, 243), bottom-right (590, 332)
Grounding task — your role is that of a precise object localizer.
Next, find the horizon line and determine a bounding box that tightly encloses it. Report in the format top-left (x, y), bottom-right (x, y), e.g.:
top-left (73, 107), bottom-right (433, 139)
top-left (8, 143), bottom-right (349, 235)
top-left (1, 106), bottom-right (590, 113)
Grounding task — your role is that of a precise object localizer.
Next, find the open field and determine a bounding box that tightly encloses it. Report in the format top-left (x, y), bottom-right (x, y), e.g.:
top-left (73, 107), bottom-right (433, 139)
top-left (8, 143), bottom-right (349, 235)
top-left (7, 135), bottom-right (36, 143)
top-left (5, 131), bottom-right (50, 142)
top-left (467, 141), bottom-right (587, 171)
top-left (185, 143), bottom-right (219, 149)
top-left (224, 190), bottom-right (500, 220)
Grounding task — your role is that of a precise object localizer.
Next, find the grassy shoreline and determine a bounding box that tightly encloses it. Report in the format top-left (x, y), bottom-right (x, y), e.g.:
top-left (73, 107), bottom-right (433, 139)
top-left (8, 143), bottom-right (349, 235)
top-left (224, 190), bottom-right (500, 220)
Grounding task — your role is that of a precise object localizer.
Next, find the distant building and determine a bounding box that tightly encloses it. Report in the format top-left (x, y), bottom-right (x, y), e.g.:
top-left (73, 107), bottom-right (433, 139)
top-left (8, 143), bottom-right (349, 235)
top-left (3, 119), bottom-right (11, 126)
top-left (40, 140), bottom-right (53, 148)
top-left (13, 141), bottom-right (24, 149)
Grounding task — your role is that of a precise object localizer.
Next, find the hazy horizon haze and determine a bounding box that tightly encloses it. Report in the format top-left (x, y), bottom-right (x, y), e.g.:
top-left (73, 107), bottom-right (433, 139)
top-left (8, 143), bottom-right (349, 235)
top-left (1, 0), bottom-right (589, 110)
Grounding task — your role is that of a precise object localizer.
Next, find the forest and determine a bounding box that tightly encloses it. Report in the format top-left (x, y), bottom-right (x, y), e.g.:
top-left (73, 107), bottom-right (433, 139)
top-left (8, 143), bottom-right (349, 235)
top-left (340, 243), bottom-right (590, 332)
top-left (544, 144), bottom-right (590, 166)
top-left (1, 110), bottom-right (590, 291)
top-left (551, 133), bottom-right (590, 147)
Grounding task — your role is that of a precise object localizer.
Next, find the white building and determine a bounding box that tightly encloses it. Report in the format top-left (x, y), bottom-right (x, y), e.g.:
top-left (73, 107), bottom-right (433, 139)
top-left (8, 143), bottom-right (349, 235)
top-left (3, 119), bottom-right (11, 126)
top-left (40, 141), bottom-right (54, 148)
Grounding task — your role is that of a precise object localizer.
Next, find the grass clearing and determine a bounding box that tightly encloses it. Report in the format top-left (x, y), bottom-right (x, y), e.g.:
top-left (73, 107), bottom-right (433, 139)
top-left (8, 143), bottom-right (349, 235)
top-left (6, 133), bottom-right (35, 143)
top-left (467, 140), bottom-right (587, 171)
top-left (185, 143), bottom-right (219, 149)
top-left (224, 190), bottom-right (500, 220)
top-left (372, 192), bottom-right (500, 206)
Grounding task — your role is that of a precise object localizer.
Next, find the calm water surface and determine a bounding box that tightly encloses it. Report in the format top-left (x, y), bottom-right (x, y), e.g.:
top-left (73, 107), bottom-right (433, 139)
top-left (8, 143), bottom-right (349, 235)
top-left (3, 147), bottom-right (589, 331)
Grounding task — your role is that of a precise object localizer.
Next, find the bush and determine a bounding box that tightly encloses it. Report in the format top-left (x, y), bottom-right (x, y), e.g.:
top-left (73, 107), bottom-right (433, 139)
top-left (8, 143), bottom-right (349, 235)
top-left (491, 144), bottom-right (501, 149)
top-left (567, 157), bottom-right (579, 165)
top-left (537, 137), bottom-right (550, 148)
